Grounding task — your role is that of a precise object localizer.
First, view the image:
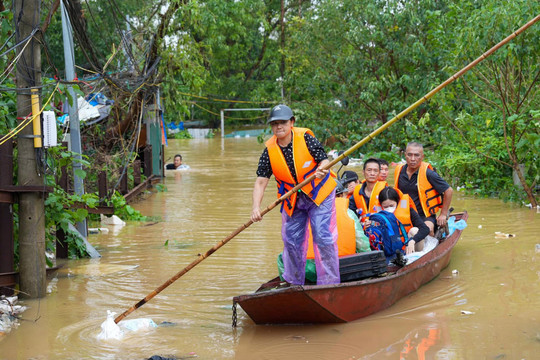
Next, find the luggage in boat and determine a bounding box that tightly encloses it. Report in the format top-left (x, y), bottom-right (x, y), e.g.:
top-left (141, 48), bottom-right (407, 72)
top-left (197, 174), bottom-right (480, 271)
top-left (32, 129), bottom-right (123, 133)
top-left (339, 250), bottom-right (387, 282)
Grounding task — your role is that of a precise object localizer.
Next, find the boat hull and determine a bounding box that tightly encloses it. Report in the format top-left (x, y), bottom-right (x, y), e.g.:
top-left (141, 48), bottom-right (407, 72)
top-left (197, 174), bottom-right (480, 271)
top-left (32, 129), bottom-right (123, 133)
top-left (234, 212), bottom-right (468, 324)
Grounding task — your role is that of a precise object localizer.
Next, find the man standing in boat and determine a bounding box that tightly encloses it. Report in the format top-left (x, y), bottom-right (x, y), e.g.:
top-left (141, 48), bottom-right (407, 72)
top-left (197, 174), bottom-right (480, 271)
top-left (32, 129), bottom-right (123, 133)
top-left (394, 142), bottom-right (453, 238)
top-left (251, 104), bottom-right (340, 285)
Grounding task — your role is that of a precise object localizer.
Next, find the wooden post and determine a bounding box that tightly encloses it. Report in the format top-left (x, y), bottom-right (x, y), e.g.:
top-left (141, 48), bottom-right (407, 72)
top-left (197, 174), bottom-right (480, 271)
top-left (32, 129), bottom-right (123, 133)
top-left (161, 144), bottom-right (165, 177)
top-left (98, 171), bottom-right (108, 202)
top-left (144, 145), bottom-right (153, 177)
top-left (15, 0), bottom-right (46, 298)
top-left (119, 168), bottom-right (128, 195)
top-left (133, 160), bottom-right (141, 186)
top-left (0, 139), bottom-right (14, 296)
top-left (56, 164), bottom-right (69, 259)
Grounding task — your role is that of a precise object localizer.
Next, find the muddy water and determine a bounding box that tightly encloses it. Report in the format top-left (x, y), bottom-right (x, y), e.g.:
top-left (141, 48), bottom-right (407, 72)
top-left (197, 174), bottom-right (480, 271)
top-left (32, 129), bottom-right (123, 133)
top-left (1, 138), bottom-right (539, 360)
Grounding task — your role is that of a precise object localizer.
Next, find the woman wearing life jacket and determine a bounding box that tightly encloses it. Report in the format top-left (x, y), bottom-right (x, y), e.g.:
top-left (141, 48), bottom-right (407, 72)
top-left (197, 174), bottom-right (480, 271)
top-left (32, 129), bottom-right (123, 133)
top-left (251, 104), bottom-right (340, 286)
top-left (378, 187), bottom-right (430, 253)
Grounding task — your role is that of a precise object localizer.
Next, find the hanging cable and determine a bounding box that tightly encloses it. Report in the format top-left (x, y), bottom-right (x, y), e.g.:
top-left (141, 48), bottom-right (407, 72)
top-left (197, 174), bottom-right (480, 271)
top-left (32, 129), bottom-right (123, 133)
top-left (0, 82), bottom-right (60, 146)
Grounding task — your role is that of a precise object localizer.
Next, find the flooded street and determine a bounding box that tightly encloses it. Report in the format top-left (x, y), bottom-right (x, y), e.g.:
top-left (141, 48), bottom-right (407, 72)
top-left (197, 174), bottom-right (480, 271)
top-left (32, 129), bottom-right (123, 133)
top-left (1, 138), bottom-right (539, 359)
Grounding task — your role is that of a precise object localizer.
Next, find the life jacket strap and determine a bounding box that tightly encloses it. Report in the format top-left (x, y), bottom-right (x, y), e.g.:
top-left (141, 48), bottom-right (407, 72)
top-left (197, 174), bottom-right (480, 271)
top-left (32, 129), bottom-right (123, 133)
top-left (277, 179), bottom-right (296, 213)
top-left (309, 171), bottom-right (331, 199)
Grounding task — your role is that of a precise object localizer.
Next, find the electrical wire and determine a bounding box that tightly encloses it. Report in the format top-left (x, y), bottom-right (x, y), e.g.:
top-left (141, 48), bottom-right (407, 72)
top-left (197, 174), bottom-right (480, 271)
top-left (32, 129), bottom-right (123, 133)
top-left (0, 82), bottom-right (60, 146)
top-left (0, 32), bottom-right (15, 53)
top-left (0, 34), bottom-right (34, 87)
top-left (0, 28), bottom-right (38, 58)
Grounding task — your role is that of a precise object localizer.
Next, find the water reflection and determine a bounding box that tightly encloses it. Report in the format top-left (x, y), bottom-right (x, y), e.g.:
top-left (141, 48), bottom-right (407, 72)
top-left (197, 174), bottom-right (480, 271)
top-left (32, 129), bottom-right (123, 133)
top-left (1, 138), bottom-right (539, 360)
top-left (235, 312), bottom-right (451, 360)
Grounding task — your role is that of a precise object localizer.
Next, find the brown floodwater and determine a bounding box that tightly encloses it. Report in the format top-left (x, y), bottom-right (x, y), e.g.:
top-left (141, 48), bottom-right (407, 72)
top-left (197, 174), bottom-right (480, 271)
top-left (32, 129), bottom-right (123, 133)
top-left (1, 138), bottom-right (539, 359)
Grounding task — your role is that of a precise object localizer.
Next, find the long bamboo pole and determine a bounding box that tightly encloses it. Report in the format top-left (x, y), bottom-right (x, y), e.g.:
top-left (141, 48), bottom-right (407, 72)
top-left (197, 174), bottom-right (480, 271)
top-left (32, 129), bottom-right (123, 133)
top-left (114, 14), bottom-right (540, 324)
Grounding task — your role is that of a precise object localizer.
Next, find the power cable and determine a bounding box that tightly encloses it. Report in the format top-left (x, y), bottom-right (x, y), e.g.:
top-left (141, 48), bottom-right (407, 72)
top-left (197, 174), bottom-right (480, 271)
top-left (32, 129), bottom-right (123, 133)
top-left (0, 82), bottom-right (60, 146)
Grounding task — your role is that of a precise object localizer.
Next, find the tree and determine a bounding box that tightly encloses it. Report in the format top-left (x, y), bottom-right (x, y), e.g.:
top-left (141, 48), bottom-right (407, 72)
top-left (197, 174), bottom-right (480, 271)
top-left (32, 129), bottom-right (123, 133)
top-left (285, 0), bottom-right (452, 150)
top-left (433, 0), bottom-right (539, 206)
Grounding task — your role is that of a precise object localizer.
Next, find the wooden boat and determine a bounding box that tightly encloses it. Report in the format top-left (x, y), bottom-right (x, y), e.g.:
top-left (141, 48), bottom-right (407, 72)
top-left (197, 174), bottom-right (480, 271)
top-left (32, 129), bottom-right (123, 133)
top-left (233, 211), bottom-right (468, 325)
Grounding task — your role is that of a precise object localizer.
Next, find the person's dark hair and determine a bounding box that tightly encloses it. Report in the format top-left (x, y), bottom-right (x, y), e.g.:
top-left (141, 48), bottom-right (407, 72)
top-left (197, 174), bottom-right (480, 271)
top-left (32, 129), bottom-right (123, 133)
top-left (174, 154), bottom-right (183, 160)
top-left (335, 180), bottom-right (347, 196)
top-left (378, 158), bottom-right (389, 167)
top-left (363, 158), bottom-right (381, 170)
top-left (341, 170), bottom-right (358, 185)
top-left (378, 187), bottom-right (400, 204)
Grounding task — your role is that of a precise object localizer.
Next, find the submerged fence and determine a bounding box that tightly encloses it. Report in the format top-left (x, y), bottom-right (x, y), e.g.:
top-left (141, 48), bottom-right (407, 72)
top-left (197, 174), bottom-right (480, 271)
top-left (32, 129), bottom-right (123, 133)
top-left (0, 139), bottom-right (161, 295)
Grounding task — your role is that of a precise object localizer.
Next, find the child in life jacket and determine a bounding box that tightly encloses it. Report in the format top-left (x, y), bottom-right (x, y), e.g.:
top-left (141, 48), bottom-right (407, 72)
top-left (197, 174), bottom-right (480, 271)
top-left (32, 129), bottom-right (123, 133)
top-left (377, 187), bottom-right (430, 254)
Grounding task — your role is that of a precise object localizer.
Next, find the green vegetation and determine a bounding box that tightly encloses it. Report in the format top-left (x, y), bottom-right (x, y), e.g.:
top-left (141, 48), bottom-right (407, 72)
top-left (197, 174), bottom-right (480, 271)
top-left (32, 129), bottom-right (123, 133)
top-left (173, 130), bottom-right (193, 139)
top-left (283, 1), bottom-right (538, 207)
top-left (160, 0), bottom-right (538, 206)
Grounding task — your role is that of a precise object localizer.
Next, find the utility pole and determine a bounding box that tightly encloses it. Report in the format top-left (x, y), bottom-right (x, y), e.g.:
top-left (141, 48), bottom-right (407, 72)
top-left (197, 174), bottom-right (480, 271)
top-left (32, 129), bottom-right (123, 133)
top-left (14, 0), bottom-right (46, 298)
top-left (61, 0), bottom-right (87, 237)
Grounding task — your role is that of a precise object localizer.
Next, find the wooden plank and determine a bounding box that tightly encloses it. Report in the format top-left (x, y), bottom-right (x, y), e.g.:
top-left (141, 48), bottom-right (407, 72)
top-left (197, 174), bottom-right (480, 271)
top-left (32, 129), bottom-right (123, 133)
top-left (98, 171), bottom-right (107, 204)
top-left (143, 146), bottom-right (152, 177)
top-left (119, 168), bottom-right (128, 195)
top-left (0, 185), bottom-right (54, 193)
top-left (124, 175), bottom-right (155, 203)
top-left (0, 139), bottom-right (14, 295)
top-left (133, 160), bottom-right (141, 186)
top-left (56, 227), bottom-right (68, 259)
top-left (0, 192), bottom-right (14, 204)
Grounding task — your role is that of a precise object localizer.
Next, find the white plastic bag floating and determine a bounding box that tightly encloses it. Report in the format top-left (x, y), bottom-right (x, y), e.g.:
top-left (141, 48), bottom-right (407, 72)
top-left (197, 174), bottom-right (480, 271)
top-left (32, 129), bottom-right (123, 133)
top-left (97, 310), bottom-right (124, 340)
top-left (100, 214), bottom-right (126, 226)
top-left (120, 318), bottom-right (158, 332)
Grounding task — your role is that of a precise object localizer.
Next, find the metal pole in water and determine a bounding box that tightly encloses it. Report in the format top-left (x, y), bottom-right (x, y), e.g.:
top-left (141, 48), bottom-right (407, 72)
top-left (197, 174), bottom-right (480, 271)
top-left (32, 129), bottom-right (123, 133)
top-left (61, 1), bottom-right (87, 237)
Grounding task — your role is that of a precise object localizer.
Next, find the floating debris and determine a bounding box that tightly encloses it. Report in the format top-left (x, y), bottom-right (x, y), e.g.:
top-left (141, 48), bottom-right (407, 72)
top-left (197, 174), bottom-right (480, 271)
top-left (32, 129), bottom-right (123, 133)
top-left (101, 214), bottom-right (126, 226)
top-left (97, 311), bottom-right (123, 340)
top-left (88, 227), bottom-right (110, 234)
top-left (0, 296), bottom-right (27, 336)
top-left (121, 317), bottom-right (157, 332)
top-left (494, 232), bottom-right (516, 238)
top-left (461, 310), bottom-right (475, 315)
top-left (452, 269), bottom-right (459, 276)
top-left (97, 310), bottom-right (159, 341)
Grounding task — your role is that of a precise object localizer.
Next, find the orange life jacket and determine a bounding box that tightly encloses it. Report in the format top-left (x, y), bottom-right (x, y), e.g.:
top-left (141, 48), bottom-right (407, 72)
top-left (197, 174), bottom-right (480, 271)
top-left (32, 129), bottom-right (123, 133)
top-left (352, 181), bottom-right (387, 219)
top-left (306, 197), bottom-right (355, 259)
top-left (393, 193), bottom-right (413, 233)
top-left (394, 162), bottom-right (443, 216)
top-left (266, 127), bottom-right (336, 217)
